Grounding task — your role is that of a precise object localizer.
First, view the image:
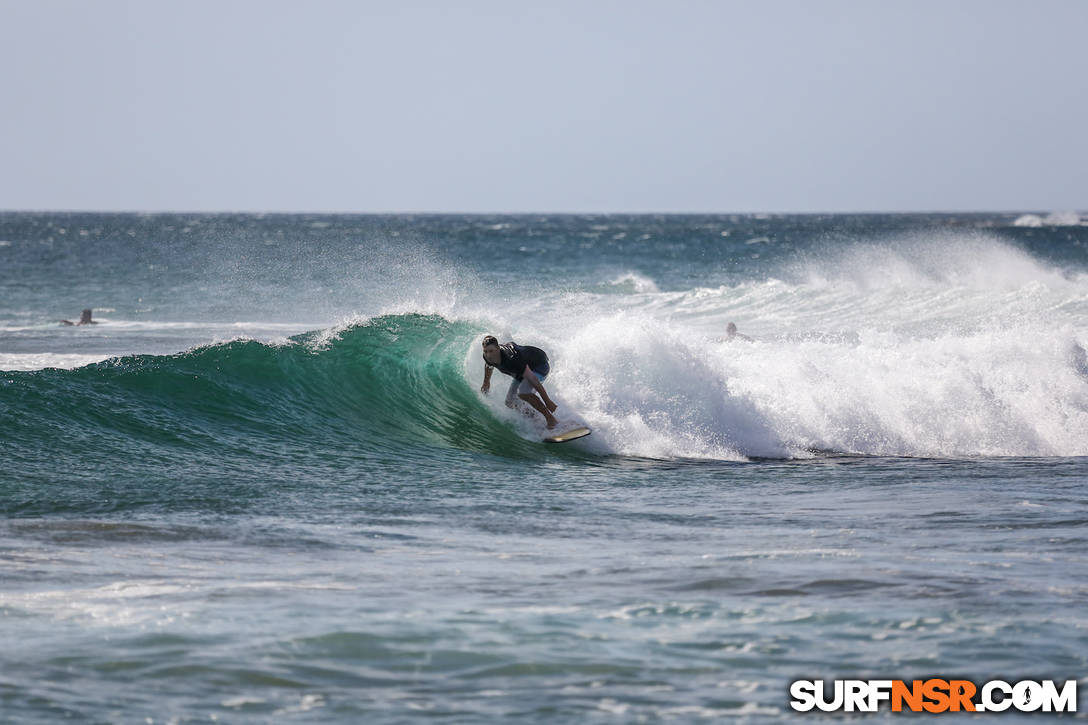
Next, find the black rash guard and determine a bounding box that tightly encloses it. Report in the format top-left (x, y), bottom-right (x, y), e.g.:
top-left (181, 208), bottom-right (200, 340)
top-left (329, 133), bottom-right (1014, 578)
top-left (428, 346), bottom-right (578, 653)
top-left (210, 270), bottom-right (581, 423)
top-left (484, 342), bottom-right (549, 380)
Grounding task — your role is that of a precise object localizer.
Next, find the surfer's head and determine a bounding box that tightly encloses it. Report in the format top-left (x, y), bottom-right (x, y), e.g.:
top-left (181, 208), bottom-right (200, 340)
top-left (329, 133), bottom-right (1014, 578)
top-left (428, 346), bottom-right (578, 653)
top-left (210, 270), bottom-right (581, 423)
top-left (482, 335), bottom-right (501, 365)
top-left (79, 309), bottom-right (94, 325)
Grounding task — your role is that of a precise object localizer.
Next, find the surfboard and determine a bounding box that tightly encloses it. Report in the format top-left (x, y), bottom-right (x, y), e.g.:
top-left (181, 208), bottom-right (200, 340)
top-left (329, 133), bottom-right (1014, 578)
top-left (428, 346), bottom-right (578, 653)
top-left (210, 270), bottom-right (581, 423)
top-left (543, 426), bottom-right (591, 444)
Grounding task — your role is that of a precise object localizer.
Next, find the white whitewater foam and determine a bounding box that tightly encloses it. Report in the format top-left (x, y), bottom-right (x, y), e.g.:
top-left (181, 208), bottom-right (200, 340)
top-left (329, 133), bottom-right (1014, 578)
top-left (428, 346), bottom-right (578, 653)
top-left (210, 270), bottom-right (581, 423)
top-left (1044, 211), bottom-right (1082, 226)
top-left (605, 271), bottom-right (660, 294)
top-left (541, 317), bottom-right (1088, 459)
top-left (1014, 214), bottom-right (1044, 227)
top-left (1014, 211), bottom-right (1082, 227)
top-left (0, 352), bottom-right (118, 371)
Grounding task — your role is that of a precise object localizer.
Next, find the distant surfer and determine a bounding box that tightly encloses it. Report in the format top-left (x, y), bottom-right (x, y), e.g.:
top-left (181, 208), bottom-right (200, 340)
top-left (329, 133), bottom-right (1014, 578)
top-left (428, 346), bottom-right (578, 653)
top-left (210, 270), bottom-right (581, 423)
top-left (723, 321), bottom-right (752, 342)
top-left (60, 309), bottom-right (98, 326)
top-left (480, 335), bottom-right (559, 429)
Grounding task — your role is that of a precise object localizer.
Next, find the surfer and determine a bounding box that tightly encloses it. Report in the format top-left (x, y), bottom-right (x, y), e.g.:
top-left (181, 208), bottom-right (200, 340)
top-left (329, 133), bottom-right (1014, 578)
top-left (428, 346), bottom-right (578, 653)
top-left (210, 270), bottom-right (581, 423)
top-left (59, 309), bottom-right (98, 326)
top-left (480, 335), bottom-right (559, 429)
top-left (724, 321), bottom-right (752, 342)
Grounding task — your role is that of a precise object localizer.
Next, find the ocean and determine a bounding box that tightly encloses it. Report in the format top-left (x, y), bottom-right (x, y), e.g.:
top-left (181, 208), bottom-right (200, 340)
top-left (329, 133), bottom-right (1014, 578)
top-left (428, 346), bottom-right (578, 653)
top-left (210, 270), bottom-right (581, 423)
top-left (1, 212), bottom-right (1086, 722)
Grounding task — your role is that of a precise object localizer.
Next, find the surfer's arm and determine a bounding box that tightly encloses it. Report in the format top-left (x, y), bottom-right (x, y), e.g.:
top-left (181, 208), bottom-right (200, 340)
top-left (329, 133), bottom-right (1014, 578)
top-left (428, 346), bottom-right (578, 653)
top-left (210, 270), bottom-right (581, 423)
top-left (481, 364), bottom-right (493, 393)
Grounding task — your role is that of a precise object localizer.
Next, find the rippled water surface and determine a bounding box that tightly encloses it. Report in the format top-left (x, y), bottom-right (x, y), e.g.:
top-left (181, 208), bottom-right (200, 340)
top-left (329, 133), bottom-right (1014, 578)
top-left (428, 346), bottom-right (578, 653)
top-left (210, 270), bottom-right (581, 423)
top-left (2, 213), bottom-right (1086, 721)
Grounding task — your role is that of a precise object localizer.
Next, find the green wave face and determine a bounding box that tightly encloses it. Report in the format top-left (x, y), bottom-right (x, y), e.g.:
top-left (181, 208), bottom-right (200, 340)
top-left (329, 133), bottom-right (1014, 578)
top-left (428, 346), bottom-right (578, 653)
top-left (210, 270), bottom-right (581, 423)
top-left (1, 315), bottom-right (559, 513)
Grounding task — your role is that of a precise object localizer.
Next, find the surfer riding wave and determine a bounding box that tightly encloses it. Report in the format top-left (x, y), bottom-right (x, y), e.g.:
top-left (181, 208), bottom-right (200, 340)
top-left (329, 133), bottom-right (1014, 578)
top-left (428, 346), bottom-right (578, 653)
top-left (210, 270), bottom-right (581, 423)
top-left (480, 335), bottom-right (559, 429)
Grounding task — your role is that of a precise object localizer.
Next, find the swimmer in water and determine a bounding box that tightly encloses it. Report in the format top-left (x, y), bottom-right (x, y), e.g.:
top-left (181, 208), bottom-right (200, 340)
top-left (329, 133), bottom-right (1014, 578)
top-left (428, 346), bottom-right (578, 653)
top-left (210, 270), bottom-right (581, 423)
top-left (724, 321), bottom-right (752, 342)
top-left (60, 309), bottom-right (98, 326)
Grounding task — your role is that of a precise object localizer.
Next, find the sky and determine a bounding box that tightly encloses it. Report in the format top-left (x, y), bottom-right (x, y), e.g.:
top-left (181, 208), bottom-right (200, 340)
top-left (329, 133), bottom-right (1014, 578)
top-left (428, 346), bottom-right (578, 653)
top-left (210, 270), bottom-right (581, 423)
top-left (1, 0), bottom-right (1086, 213)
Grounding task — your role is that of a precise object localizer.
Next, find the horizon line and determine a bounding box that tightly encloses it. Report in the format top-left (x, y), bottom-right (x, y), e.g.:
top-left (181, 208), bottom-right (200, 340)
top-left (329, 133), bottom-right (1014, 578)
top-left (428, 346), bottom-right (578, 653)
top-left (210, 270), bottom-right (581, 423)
top-left (2, 207), bottom-right (1080, 217)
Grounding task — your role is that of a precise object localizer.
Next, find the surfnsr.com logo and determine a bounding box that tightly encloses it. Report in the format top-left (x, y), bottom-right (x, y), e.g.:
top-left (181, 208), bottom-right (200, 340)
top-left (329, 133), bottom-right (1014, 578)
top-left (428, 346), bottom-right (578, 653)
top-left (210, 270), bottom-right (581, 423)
top-left (789, 679), bottom-right (1079, 713)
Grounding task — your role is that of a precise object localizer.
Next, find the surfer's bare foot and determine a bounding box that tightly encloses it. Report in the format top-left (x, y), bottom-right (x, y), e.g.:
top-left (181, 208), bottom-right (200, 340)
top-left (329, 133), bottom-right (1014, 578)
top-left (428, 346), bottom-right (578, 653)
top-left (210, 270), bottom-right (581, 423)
top-left (545, 416), bottom-right (558, 429)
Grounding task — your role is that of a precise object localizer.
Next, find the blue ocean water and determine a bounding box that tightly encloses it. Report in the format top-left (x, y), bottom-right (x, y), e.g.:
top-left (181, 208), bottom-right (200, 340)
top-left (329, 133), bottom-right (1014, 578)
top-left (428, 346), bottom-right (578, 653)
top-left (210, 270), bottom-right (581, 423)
top-left (1, 212), bottom-right (1087, 722)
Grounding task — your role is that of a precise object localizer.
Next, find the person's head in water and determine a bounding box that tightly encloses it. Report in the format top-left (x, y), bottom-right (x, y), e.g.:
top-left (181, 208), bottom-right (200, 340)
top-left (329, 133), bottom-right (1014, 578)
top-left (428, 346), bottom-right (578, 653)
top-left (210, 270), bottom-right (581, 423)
top-left (60, 308), bottom-right (96, 326)
top-left (482, 335), bottom-right (501, 365)
top-left (726, 322), bottom-right (738, 339)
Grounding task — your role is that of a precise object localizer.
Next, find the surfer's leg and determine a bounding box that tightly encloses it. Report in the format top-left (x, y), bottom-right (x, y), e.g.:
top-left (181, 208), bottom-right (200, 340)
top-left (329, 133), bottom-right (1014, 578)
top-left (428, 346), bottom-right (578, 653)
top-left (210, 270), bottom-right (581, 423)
top-left (520, 372), bottom-right (557, 413)
top-left (517, 376), bottom-right (557, 427)
top-left (518, 392), bottom-right (558, 428)
top-left (504, 378), bottom-right (519, 408)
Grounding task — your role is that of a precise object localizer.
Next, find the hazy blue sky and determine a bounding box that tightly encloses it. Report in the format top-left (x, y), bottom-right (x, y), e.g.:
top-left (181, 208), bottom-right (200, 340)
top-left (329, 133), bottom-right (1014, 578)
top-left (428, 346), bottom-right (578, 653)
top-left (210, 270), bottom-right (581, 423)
top-left (2, 0), bottom-right (1085, 213)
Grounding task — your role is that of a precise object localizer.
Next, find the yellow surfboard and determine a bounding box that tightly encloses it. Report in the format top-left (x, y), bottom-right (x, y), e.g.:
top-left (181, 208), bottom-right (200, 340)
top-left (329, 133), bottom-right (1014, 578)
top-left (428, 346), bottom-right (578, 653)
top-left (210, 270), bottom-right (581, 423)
top-left (544, 426), bottom-right (592, 444)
